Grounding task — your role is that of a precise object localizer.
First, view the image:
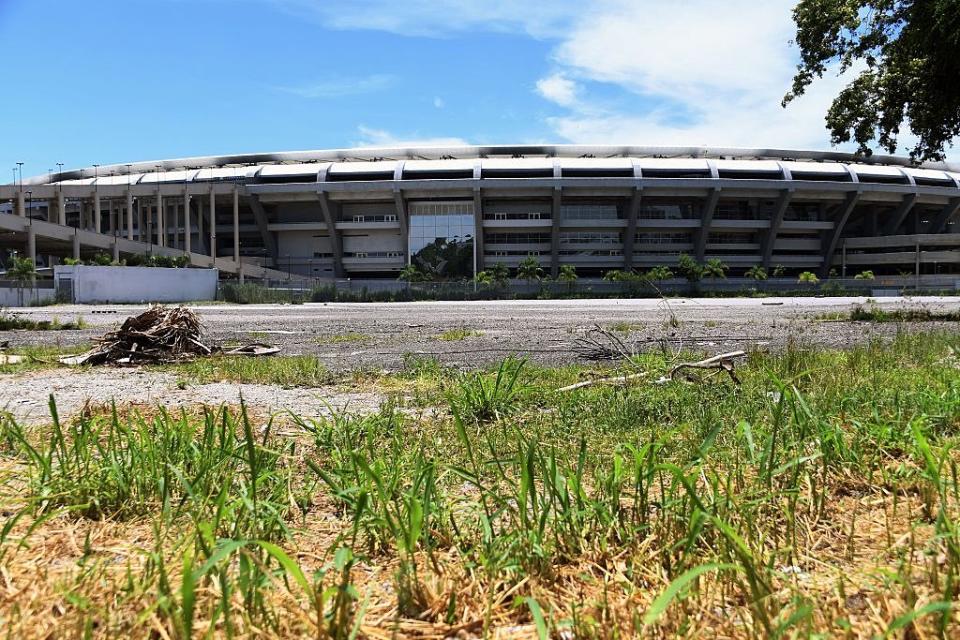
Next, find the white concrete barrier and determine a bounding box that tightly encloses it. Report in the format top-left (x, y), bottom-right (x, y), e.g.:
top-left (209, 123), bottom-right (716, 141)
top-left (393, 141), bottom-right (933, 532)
top-left (0, 286), bottom-right (56, 307)
top-left (54, 266), bottom-right (218, 303)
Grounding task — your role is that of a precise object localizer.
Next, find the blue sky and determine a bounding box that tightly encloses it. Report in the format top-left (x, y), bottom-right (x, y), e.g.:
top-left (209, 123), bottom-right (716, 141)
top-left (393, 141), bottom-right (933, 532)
top-left (0, 0), bottom-right (937, 180)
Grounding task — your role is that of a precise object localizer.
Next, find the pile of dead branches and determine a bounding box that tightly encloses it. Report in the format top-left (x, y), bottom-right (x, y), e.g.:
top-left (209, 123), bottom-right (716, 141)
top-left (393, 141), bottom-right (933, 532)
top-left (71, 306), bottom-right (211, 365)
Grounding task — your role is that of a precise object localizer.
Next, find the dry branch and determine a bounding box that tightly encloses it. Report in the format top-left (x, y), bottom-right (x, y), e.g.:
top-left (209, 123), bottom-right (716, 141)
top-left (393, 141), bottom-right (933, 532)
top-left (669, 350), bottom-right (747, 384)
top-left (557, 371), bottom-right (649, 392)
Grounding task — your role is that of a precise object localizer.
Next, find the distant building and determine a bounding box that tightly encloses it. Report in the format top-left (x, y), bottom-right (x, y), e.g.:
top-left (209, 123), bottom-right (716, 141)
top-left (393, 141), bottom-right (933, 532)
top-left (3, 145), bottom-right (960, 279)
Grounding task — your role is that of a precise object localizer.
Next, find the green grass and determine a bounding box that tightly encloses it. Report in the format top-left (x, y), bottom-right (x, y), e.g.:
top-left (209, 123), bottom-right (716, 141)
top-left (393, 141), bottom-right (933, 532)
top-left (817, 303), bottom-right (960, 323)
top-left (0, 312), bottom-right (87, 331)
top-left (3, 331), bottom-right (960, 637)
top-left (435, 327), bottom-right (483, 341)
top-left (316, 332), bottom-right (371, 345)
top-left (607, 321), bottom-right (643, 333)
top-left (170, 354), bottom-right (332, 387)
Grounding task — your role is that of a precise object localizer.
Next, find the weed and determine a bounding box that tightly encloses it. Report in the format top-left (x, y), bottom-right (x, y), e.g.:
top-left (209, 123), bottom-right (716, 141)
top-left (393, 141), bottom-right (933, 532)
top-left (436, 327), bottom-right (483, 341)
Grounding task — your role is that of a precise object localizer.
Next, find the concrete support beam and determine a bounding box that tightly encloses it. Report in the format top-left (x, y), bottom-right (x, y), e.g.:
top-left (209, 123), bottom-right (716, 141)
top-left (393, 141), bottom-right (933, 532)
top-left (72, 230), bottom-right (80, 260)
top-left (761, 189), bottom-right (793, 268)
top-left (232, 187), bottom-right (240, 263)
top-left (247, 194), bottom-right (278, 264)
top-left (157, 190), bottom-right (165, 247)
top-left (925, 197), bottom-right (960, 234)
top-left (183, 191), bottom-right (192, 254)
top-left (27, 226), bottom-right (36, 264)
top-left (57, 191), bottom-right (66, 225)
top-left (113, 238), bottom-right (120, 263)
top-left (94, 192), bottom-right (102, 234)
top-left (694, 188), bottom-right (721, 261)
top-left (196, 197), bottom-right (205, 254)
top-left (882, 193), bottom-right (917, 235)
top-left (472, 190), bottom-right (484, 273)
top-left (126, 190), bottom-right (134, 240)
top-left (16, 191), bottom-right (25, 218)
top-left (317, 190), bottom-right (345, 277)
top-left (209, 190), bottom-right (217, 265)
top-left (136, 200), bottom-right (144, 242)
top-left (550, 187), bottom-right (561, 278)
top-left (819, 190), bottom-right (861, 277)
top-left (393, 190), bottom-right (410, 245)
top-left (623, 188), bottom-right (642, 270)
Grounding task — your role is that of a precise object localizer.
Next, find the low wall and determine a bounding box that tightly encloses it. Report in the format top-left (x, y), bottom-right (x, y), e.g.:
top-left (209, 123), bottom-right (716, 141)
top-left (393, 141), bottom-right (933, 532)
top-left (0, 286), bottom-right (56, 307)
top-left (54, 266), bottom-right (218, 303)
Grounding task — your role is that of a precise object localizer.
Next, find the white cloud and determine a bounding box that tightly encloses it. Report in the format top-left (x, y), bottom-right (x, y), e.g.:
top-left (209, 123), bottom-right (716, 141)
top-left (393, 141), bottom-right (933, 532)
top-left (535, 73), bottom-right (578, 107)
top-left (275, 74), bottom-right (395, 98)
top-left (353, 125), bottom-right (469, 148)
top-left (534, 0), bottom-right (867, 151)
top-left (433, 97), bottom-right (445, 109)
top-left (266, 0), bottom-right (581, 38)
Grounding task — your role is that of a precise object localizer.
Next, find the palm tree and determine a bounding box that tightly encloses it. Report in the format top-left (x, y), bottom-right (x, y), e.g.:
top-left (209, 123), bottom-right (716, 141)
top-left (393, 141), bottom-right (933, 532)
top-left (488, 262), bottom-right (510, 287)
top-left (517, 255), bottom-right (543, 288)
top-left (7, 257), bottom-right (36, 307)
top-left (557, 264), bottom-right (577, 293)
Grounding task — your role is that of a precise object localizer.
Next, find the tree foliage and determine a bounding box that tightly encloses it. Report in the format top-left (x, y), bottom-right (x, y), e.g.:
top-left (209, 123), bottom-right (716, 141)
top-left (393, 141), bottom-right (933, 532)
top-left (785, 0), bottom-right (960, 162)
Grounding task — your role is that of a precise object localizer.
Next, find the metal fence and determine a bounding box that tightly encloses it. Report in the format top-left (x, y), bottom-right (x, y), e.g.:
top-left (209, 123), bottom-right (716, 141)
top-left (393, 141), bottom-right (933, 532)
top-left (217, 274), bottom-right (960, 303)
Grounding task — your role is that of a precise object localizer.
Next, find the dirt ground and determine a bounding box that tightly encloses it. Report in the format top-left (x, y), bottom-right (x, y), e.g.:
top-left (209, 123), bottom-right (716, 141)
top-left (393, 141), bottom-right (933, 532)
top-left (2, 296), bottom-right (958, 424)
top-left (5, 295), bottom-right (960, 368)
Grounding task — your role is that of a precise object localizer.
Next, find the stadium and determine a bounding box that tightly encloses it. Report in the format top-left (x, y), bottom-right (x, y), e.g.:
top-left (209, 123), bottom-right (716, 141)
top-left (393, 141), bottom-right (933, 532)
top-left (2, 144), bottom-right (960, 281)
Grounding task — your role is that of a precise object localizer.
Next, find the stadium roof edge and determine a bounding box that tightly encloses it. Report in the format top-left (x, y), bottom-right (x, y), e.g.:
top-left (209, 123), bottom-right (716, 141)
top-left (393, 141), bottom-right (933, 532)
top-left (17, 144), bottom-right (960, 185)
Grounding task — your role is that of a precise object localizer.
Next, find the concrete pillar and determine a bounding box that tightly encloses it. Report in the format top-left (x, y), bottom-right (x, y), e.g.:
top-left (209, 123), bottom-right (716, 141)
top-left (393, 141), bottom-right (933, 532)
top-left (157, 191), bottom-right (165, 247)
top-left (232, 187), bottom-right (240, 262)
top-left (94, 191), bottom-right (101, 233)
top-left (196, 197), bottom-right (204, 254)
top-left (209, 190), bottom-right (217, 265)
top-left (16, 191), bottom-right (25, 218)
top-left (126, 191), bottom-right (134, 240)
top-left (108, 200), bottom-right (116, 235)
top-left (113, 238), bottom-right (120, 263)
top-left (27, 226), bottom-right (36, 264)
top-left (136, 200), bottom-right (144, 242)
top-left (183, 191), bottom-right (191, 254)
top-left (550, 188), bottom-right (561, 278)
top-left (57, 191), bottom-right (66, 225)
top-left (72, 231), bottom-right (80, 260)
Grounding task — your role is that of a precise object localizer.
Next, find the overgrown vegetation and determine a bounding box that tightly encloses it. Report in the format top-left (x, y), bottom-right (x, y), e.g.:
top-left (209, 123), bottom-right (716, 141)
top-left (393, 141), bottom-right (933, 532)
top-left (0, 310), bottom-right (86, 331)
top-left (5, 332), bottom-right (960, 636)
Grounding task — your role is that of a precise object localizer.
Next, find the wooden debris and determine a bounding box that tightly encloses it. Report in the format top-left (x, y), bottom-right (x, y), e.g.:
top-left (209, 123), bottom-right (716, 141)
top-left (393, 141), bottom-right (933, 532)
top-left (669, 350), bottom-right (747, 384)
top-left (557, 371), bottom-right (649, 392)
top-left (573, 325), bottom-right (638, 361)
top-left (62, 306), bottom-right (212, 366)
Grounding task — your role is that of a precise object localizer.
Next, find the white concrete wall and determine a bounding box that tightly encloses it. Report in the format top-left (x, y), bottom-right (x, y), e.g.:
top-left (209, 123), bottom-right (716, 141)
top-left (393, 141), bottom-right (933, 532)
top-left (54, 265), bottom-right (218, 303)
top-left (0, 287), bottom-right (56, 307)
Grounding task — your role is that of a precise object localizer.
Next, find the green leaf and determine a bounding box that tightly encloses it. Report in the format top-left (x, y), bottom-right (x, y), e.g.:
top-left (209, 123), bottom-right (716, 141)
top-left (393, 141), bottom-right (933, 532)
top-left (884, 601), bottom-right (952, 638)
top-left (643, 563), bottom-right (739, 626)
top-left (526, 596), bottom-right (549, 640)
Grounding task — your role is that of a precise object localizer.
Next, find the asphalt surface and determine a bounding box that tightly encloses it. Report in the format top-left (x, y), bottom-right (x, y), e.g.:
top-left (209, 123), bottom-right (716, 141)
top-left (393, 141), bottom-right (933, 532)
top-left (4, 296), bottom-right (960, 370)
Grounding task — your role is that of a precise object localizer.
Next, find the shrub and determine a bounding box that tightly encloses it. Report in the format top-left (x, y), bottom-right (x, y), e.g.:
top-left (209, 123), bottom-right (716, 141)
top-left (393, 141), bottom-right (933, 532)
top-left (646, 266), bottom-right (674, 281)
top-left (797, 271), bottom-right (820, 284)
top-left (677, 254), bottom-right (704, 282)
top-left (854, 270), bottom-right (875, 280)
top-left (745, 265), bottom-right (768, 281)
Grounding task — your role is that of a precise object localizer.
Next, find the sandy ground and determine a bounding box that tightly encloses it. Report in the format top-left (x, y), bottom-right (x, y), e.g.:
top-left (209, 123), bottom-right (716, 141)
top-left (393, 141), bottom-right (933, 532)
top-left (2, 296), bottom-right (958, 424)
top-left (0, 367), bottom-right (384, 426)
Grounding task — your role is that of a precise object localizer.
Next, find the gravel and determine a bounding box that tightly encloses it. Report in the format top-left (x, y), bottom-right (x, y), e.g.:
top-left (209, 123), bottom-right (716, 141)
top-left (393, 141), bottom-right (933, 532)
top-left (2, 296), bottom-right (958, 424)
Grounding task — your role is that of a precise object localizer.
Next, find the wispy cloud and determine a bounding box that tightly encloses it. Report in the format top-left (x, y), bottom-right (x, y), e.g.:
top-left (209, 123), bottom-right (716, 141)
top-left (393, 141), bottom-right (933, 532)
top-left (275, 73), bottom-right (396, 99)
top-left (353, 125), bottom-right (469, 148)
top-left (264, 0), bottom-right (581, 38)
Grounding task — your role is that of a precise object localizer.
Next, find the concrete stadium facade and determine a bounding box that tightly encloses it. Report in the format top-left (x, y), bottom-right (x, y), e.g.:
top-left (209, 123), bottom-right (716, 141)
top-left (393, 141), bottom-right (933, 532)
top-left (3, 144), bottom-right (960, 280)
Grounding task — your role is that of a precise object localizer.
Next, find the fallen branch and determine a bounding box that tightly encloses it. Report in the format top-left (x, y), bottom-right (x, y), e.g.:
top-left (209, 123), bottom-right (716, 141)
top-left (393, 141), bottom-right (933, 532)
top-left (557, 371), bottom-right (649, 392)
top-left (669, 350), bottom-right (747, 384)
